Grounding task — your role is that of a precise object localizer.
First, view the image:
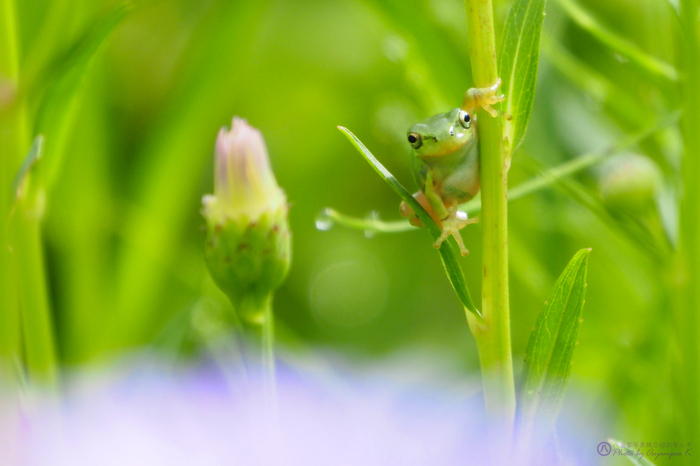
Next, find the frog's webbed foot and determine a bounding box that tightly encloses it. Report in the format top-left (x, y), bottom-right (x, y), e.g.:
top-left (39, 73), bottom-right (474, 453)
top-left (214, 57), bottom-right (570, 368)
top-left (433, 210), bottom-right (479, 256)
top-left (462, 78), bottom-right (505, 118)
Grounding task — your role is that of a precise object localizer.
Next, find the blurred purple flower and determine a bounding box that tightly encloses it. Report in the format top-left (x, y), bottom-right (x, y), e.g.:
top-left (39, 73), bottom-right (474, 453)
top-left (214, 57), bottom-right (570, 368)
top-left (15, 359), bottom-right (602, 466)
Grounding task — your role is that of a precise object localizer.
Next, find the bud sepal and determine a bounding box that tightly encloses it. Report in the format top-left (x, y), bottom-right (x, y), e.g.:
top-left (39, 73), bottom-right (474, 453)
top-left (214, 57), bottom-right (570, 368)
top-left (203, 199), bottom-right (291, 322)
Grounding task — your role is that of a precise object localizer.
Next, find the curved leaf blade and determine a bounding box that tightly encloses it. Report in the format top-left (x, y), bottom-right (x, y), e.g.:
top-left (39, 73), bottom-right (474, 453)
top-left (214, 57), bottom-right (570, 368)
top-left (337, 126), bottom-right (480, 317)
top-left (498, 0), bottom-right (547, 153)
top-left (36, 3), bottom-right (131, 189)
top-left (518, 248), bottom-right (591, 435)
top-left (556, 0), bottom-right (678, 82)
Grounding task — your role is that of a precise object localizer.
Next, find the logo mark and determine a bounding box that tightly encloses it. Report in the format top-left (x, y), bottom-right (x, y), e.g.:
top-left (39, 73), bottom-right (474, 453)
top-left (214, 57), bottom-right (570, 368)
top-left (598, 442), bottom-right (612, 456)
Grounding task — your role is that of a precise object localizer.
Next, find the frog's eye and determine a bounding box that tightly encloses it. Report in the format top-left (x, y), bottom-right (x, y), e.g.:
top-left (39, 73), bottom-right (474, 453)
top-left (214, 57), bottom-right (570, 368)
top-left (408, 132), bottom-right (422, 149)
top-left (459, 111), bottom-right (471, 129)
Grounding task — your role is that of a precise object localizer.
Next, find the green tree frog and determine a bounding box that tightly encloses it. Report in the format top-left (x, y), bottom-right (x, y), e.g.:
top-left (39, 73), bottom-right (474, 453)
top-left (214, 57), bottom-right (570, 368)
top-left (399, 80), bottom-right (504, 256)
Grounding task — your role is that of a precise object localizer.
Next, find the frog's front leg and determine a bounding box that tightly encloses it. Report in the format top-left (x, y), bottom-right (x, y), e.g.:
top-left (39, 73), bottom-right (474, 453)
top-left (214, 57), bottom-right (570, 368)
top-left (423, 172), bottom-right (478, 256)
top-left (462, 79), bottom-right (505, 118)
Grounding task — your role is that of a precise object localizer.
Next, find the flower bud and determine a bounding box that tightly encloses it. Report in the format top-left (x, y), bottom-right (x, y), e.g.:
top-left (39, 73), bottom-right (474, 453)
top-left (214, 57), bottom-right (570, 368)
top-left (202, 118), bottom-right (291, 322)
top-left (598, 154), bottom-right (662, 215)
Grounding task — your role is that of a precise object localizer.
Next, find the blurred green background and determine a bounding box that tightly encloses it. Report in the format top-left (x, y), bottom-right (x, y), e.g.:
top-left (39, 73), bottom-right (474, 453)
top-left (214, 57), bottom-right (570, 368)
top-left (3, 0), bottom-right (693, 462)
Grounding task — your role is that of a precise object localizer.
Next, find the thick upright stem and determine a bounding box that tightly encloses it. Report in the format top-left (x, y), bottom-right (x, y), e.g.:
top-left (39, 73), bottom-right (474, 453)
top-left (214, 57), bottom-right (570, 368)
top-left (464, 0), bottom-right (515, 436)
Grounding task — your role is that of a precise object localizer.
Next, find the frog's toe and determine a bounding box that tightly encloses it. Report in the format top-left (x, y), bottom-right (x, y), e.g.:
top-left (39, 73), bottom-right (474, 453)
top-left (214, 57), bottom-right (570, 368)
top-left (478, 92), bottom-right (505, 117)
top-left (433, 223), bottom-right (470, 256)
top-left (455, 211), bottom-right (479, 229)
top-left (481, 105), bottom-right (499, 118)
top-left (464, 78), bottom-right (506, 118)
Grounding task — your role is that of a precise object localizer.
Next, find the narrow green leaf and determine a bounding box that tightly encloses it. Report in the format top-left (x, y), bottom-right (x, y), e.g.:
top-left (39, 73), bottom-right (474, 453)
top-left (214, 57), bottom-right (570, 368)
top-left (35, 3), bottom-right (130, 189)
top-left (24, 2), bottom-right (131, 100)
top-left (608, 438), bottom-right (658, 466)
top-left (498, 0), bottom-right (546, 153)
top-left (556, 0), bottom-right (678, 82)
top-left (518, 248), bottom-right (591, 435)
top-left (337, 126), bottom-right (480, 317)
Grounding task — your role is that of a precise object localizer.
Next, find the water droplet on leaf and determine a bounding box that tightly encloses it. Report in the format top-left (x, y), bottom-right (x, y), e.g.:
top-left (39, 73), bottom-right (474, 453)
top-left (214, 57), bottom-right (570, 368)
top-left (315, 208), bottom-right (335, 231)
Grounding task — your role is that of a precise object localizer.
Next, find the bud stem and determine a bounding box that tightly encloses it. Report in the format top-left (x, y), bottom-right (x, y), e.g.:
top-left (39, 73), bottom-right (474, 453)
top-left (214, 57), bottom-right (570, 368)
top-left (261, 296), bottom-right (276, 407)
top-left (237, 294), bottom-right (276, 406)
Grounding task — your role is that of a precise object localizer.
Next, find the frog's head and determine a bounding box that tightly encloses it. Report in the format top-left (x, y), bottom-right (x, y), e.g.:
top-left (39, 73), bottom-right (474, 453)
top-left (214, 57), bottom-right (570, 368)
top-left (407, 108), bottom-right (474, 158)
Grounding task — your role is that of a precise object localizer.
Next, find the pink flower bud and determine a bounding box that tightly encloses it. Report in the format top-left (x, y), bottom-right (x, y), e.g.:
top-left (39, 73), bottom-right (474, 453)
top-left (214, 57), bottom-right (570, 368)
top-left (210, 118), bottom-right (285, 219)
top-left (202, 118), bottom-right (291, 320)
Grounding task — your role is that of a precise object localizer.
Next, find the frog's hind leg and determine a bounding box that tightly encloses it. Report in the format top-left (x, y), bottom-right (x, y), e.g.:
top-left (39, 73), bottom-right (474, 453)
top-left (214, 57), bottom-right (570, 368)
top-left (400, 199), bottom-right (423, 227)
top-left (422, 172), bottom-right (477, 256)
top-left (400, 190), bottom-right (444, 227)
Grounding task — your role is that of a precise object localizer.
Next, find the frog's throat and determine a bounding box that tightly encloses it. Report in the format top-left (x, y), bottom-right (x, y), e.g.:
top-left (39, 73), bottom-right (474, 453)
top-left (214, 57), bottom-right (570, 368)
top-left (416, 136), bottom-right (476, 159)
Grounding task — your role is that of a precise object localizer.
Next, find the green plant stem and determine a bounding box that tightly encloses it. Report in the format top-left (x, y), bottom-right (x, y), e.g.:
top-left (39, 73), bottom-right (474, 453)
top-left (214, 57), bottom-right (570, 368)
top-left (12, 205), bottom-right (58, 386)
top-left (1, 0), bottom-right (57, 388)
top-left (239, 294), bottom-right (276, 404)
top-left (320, 208), bottom-right (411, 233)
top-left (464, 0), bottom-right (516, 437)
top-left (674, 0), bottom-right (700, 459)
top-left (261, 297), bottom-right (275, 402)
top-left (0, 0), bottom-right (23, 382)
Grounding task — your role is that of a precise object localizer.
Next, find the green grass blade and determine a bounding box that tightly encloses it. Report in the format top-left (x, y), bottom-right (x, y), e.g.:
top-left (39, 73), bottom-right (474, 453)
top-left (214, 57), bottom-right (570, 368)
top-left (10, 136), bottom-right (57, 387)
top-left (518, 248), bottom-right (591, 436)
top-left (12, 209), bottom-right (58, 386)
top-left (338, 126), bottom-right (480, 317)
top-left (498, 0), bottom-right (546, 153)
top-left (556, 0), bottom-right (679, 82)
top-left (35, 3), bottom-right (130, 189)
